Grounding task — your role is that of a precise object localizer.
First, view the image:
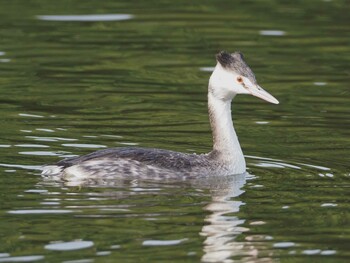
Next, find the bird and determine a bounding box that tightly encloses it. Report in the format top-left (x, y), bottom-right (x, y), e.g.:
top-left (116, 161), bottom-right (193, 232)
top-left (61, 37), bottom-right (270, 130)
top-left (42, 51), bottom-right (279, 181)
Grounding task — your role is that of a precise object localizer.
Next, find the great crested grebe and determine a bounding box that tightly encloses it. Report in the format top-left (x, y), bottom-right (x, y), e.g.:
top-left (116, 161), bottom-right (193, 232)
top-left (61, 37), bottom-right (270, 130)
top-left (42, 51), bottom-right (279, 180)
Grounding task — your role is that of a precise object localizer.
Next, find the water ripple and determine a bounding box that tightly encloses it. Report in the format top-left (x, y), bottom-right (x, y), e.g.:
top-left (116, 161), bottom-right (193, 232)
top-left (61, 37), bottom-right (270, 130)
top-left (36, 14), bottom-right (133, 22)
top-left (199, 67), bottom-right (215, 72)
top-left (26, 136), bottom-right (77, 142)
top-left (0, 255), bottom-right (44, 262)
top-left (247, 155), bottom-right (331, 171)
top-left (8, 209), bottom-right (75, 214)
top-left (259, 30), bottom-right (286, 36)
top-left (61, 143), bottom-right (107, 149)
top-left (273, 242), bottom-right (295, 248)
top-left (19, 113), bottom-right (44, 118)
top-left (142, 238), bottom-right (188, 246)
top-left (15, 144), bottom-right (49, 148)
top-left (0, 163), bottom-right (42, 170)
top-left (18, 151), bottom-right (60, 156)
top-left (44, 241), bottom-right (94, 251)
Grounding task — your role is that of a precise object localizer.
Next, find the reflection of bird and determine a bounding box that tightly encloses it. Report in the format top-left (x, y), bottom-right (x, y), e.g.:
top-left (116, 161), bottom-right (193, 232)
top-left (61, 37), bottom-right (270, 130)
top-left (42, 51), bottom-right (278, 180)
top-left (199, 173), bottom-right (249, 263)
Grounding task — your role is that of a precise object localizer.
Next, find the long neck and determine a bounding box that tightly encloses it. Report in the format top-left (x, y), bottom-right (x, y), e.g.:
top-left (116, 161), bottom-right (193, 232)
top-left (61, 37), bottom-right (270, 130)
top-left (208, 92), bottom-right (246, 171)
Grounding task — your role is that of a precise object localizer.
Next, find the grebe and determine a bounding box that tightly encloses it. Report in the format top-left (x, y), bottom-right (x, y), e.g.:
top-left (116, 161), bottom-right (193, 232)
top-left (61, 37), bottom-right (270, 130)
top-left (42, 51), bottom-right (279, 180)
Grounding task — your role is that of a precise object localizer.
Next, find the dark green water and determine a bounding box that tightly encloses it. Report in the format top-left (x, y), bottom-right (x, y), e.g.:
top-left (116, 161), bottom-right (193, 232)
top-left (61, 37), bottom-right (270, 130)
top-left (0, 0), bottom-right (349, 262)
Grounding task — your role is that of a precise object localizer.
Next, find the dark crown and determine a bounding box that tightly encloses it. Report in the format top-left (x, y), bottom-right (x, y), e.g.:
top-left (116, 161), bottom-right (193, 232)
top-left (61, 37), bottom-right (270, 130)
top-left (216, 51), bottom-right (257, 84)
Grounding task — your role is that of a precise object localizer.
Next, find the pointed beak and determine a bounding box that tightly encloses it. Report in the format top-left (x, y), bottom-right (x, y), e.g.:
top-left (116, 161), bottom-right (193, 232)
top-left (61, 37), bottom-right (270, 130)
top-left (245, 83), bottom-right (279, 104)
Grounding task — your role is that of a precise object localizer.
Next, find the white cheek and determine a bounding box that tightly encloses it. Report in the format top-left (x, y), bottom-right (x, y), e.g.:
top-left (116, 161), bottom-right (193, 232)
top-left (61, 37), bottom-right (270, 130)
top-left (210, 76), bottom-right (234, 99)
top-left (209, 64), bottom-right (239, 100)
top-left (214, 86), bottom-right (234, 100)
top-left (238, 85), bottom-right (250, 94)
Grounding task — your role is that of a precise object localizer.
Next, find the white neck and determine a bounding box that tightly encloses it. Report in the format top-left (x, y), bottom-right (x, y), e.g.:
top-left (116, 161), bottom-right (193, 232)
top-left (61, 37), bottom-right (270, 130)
top-left (207, 92), bottom-right (246, 173)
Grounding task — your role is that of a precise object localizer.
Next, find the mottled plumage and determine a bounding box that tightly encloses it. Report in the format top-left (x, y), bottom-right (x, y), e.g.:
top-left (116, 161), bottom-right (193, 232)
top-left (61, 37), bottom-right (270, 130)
top-left (43, 148), bottom-right (228, 180)
top-left (57, 147), bottom-right (206, 170)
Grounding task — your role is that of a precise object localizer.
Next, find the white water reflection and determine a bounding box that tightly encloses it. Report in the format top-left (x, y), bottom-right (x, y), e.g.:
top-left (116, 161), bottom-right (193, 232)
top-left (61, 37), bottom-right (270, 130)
top-left (259, 30), bottom-right (286, 36)
top-left (19, 151), bottom-right (60, 156)
top-left (36, 128), bottom-right (55, 133)
top-left (0, 163), bottom-right (42, 170)
top-left (321, 203), bottom-right (337, 207)
top-left (320, 250), bottom-right (336, 255)
top-left (37, 14), bottom-right (133, 22)
top-left (62, 143), bottom-right (107, 149)
top-left (96, 251), bottom-right (111, 256)
top-left (199, 67), bottom-right (215, 72)
top-left (142, 239), bottom-right (187, 246)
top-left (8, 209), bottom-right (74, 214)
top-left (246, 155), bottom-right (331, 171)
top-left (313, 82), bottom-right (327, 86)
top-left (45, 240), bottom-right (94, 251)
top-left (19, 113), bottom-right (44, 118)
top-left (15, 144), bottom-right (49, 148)
top-left (26, 136), bottom-right (77, 142)
top-left (0, 255), bottom-right (44, 262)
top-left (273, 242), bottom-right (295, 248)
top-left (255, 121), bottom-right (269, 125)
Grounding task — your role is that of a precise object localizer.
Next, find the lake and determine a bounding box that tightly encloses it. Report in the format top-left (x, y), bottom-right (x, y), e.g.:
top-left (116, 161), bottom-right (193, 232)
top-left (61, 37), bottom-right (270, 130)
top-left (0, 0), bottom-right (349, 262)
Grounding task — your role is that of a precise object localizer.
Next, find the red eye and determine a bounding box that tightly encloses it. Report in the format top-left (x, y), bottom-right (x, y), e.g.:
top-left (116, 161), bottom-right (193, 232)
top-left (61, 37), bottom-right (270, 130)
top-left (237, 76), bottom-right (243, 83)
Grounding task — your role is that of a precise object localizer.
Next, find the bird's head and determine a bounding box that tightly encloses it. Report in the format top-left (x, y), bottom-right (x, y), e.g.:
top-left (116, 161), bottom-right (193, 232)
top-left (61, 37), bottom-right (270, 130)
top-left (209, 51), bottom-right (279, 104)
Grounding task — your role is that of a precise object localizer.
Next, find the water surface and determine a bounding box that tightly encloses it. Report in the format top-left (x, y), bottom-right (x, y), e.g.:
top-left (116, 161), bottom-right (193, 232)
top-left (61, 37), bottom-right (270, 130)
top-left (0, 0), bottom-right (349, 262)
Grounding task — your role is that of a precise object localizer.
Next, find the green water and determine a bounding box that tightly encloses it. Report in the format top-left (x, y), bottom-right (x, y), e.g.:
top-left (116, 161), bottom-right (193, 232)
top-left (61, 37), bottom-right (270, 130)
top-left (0, 0), bottom-right (349, 262)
